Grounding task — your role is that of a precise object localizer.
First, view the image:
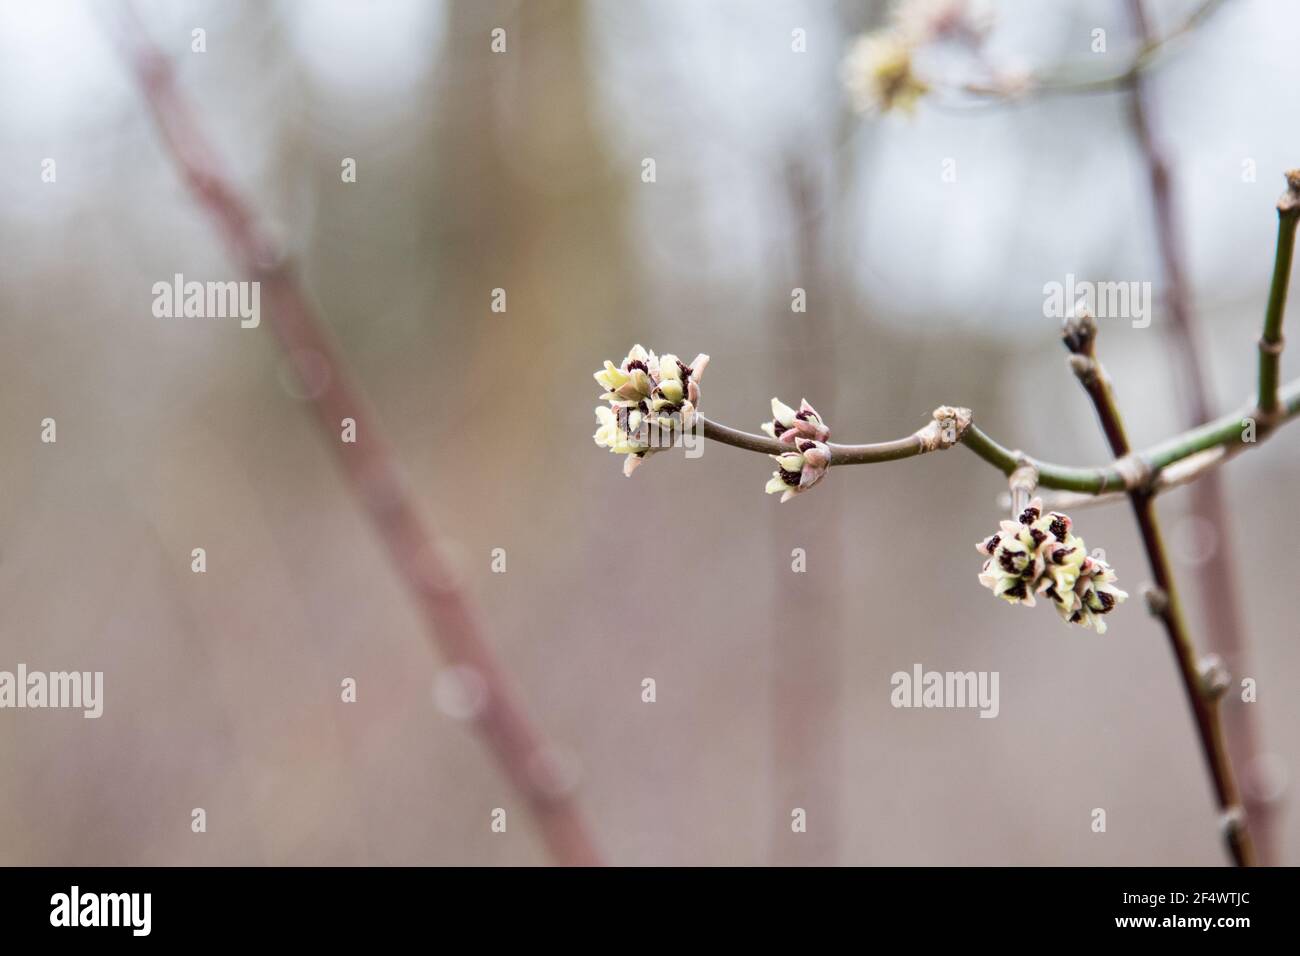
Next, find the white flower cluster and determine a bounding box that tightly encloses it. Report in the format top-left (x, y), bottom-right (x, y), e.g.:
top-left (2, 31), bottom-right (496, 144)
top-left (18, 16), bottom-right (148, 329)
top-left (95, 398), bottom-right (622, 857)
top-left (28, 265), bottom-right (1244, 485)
top-left (976, 499), bottom-right (1128, 633)
top-left (593, 345), bottom-right (708, 476)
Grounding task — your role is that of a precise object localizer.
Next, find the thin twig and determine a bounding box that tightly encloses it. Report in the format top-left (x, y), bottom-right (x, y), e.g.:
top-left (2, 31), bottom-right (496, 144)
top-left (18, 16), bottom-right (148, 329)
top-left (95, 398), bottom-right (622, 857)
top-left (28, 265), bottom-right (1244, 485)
top-left (1258, 172), bottom-right (1300, 418)
top-left (1065, 315), bottom-right (1253, 865)
top-left (1011, 445), bottom-right (1229, 512)
top-left (945, 0), bottom-right (1227, 106)
top-left (697, 374), bottom-right (1300, 493)
top-left (1126, 0), bottom-right (1273, 864)
top-left (106, 2), bottom-right (604, 866)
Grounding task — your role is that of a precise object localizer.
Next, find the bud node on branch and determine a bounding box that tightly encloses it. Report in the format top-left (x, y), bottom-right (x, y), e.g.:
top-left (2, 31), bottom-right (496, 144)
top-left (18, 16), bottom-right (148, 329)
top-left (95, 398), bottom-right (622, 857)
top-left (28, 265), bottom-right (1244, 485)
top-left (916, 405), bottom-right (971, 452)
top-left (1142, 585), bottom-right (1170, 617)
top-left (1115, 454), bottom-right (1154, 493)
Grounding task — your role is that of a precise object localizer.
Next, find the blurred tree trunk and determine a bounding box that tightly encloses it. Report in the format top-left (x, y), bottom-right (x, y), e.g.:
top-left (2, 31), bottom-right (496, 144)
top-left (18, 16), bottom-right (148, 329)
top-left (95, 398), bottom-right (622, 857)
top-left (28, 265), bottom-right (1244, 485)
top-left (769, 159), bottom-right (844, 865)
top-left (433, 0), bottom-right (632, 513)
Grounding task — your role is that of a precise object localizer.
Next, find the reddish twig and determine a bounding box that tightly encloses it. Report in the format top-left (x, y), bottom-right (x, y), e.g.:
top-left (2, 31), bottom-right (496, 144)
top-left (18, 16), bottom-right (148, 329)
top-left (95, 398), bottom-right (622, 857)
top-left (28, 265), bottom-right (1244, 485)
top-left (106, 3), bottom-right (603, 866)
top-left (1125, 0), bottom-right (1274, 864)
top-left (1065, 316), bottom-right (1254, 866)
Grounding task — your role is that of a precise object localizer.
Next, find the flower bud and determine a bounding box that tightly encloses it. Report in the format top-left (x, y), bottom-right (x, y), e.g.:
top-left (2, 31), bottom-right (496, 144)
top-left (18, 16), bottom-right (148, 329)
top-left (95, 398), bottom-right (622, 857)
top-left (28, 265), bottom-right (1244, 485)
top-left (764, 438), bottom-right (831, 503)
top-left (761, 397), bottom-right (830, 443)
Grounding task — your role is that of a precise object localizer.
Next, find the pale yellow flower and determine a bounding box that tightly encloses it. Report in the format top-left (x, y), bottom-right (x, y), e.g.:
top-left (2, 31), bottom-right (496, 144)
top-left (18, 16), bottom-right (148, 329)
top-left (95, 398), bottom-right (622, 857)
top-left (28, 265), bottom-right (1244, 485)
top-left (976, 499), bottom-right (1128, 631)
top-left (841, 31), bottom-right (930, 115)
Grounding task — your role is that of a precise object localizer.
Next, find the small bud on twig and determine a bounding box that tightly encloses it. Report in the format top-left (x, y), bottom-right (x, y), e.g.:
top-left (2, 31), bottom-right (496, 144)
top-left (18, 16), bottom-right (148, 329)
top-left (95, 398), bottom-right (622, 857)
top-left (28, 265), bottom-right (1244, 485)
top-left (1061, 311), bottom-right (1098, 356)
top-left (1197, 654), bottom-right (1232, 700)
top-left (1279, 169), bottom-right (1300, 217)
top-left (1142, 584), bottom-right (1169, 617)
top-left (916, 405), bottom-right (971, 452)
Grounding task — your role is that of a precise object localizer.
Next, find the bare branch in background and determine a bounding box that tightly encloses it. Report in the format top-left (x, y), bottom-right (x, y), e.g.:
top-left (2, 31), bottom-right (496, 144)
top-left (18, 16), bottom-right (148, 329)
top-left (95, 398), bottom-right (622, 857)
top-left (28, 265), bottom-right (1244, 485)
top-left (1125, 0), bottom-right (1276, 864)
top-left (105, 1), bottom-right (603, 867)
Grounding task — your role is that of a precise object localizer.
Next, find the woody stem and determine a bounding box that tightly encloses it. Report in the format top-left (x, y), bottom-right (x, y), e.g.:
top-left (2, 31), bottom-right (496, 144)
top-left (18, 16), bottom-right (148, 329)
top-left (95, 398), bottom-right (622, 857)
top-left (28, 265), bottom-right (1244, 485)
top-left (696, 375), bottom-right (1300, 495)
top-left (1065, 334), bottom-right (1253, 867)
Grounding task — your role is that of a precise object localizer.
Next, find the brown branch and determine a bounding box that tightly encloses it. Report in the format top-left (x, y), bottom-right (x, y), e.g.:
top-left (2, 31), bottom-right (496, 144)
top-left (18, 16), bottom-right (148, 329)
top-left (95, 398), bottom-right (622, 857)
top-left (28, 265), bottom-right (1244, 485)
top-left (1125, 0), bottom-right (1274, 865)
top-left (106, 2), bottom-right (603, 866)
top-left (1064, 314), bottom-right (1254, 867)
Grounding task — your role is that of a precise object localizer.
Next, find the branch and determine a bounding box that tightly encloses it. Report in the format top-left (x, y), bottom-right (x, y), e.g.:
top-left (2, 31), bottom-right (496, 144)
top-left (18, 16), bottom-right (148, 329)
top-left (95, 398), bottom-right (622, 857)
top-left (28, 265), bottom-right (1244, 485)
top-left (700, 407), bottom-right (963, 465)
top-left (1010, 445), bottom-right (1229, 512)
top-left (696, 375), bottom-right (1300, 494)
top-left (1259, 171), bottom-right (1300, 418)
top-left (106, 2), bottom-right (604, 866)
top-left (1065, 315), bottom-right (1254, 866)
top-left (947, 0), bottom-right (1227, 105)
top-left (1126, 0), bottom-right (1273, 865)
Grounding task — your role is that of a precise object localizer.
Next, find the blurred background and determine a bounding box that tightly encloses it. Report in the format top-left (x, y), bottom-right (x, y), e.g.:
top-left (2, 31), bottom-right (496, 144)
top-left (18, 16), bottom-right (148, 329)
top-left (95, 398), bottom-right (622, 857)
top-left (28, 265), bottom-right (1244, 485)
top-left (1, 0), bottom-right (1297, 865)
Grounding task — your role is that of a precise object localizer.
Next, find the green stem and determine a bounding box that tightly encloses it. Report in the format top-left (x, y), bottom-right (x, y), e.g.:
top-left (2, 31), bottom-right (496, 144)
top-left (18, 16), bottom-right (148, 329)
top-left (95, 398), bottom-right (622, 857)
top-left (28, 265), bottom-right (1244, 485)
top-left (1259, 177), bottom-right (1300, 416)
top-left (698, 374), bottom-right (1300, 495)
top-left (958, 377), bottom-right (1300, 492)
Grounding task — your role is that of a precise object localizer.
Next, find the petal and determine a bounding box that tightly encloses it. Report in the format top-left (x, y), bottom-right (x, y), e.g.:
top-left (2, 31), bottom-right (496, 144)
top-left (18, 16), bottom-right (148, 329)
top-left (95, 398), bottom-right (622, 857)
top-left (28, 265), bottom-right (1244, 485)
top-left (799, 465), bottom-right (827, 490)
top-left (800, 443), bottom-right (830, 468)
top-left (771, 397), bottom-right (797, 426)
top-left (595, 363), bottom-right (629, 391)
top-left (656, 379), bottom-right (684, 404)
